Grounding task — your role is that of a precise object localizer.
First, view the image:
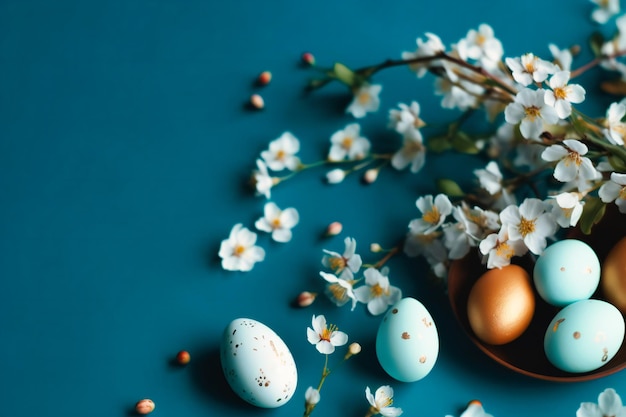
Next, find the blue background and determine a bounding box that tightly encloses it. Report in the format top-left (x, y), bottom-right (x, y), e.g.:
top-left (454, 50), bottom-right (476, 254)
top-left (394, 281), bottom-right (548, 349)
top-left (0, 1), bottom-right (623, 416)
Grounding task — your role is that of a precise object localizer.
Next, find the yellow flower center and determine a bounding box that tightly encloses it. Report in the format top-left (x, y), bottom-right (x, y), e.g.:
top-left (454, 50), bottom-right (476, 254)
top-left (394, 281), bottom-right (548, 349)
top-left (619, 186), bottom-right (626, 200)
top-left (371, 283), bottom-right (386, 297)
top-left (328, 283), bottom-right (348, 303)
top-left (328, 256), bottom-right (347, 271)
top-left (495, 241), bottom-right (515, 260)
top-left (524, 61), bottom-right (536, 73)
top-left (518, 216), bottom-right (536, 237)
top-left (524, 106), bottom-right (541, 119)
top-left (406, 139), bottom-right (424, 153)
top-left (276, 149), bottom-right (286, 160)
top-left (476, 33), bottom-right (486, 46)
top-left (422, 206), bottom-right (441, 224)
top-left (320, 328), bottom-right (332, 342)
top-left (553, 87), bottom-right (568, 100)
top-left (271, 218), bottom-right (282, 228)
top-left (233, 245), bottom-right (246, 257)
top-left (358, 92), bottom-right (371, 105)
top-left (567, 150), bottom-right (582, 167)
top-left (342, 137), bottom-right (354, 149)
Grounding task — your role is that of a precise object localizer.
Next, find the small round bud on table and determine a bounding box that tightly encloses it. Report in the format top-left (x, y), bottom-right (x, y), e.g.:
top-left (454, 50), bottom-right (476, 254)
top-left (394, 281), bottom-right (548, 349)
top-left (296, 291), bottom-right (316, 307)
top-left (257, 71), bottom-right (272, 85)
top-left (176, 350), bottom-right (191, 365)
top-left (325, 221), bottom-right (343, 236)
top-left (301, 52), bottom-right (315, 66)
top-left (250, 94), bottom-right (265, 109)
top-left (135, 399), bottom-right (155, 415)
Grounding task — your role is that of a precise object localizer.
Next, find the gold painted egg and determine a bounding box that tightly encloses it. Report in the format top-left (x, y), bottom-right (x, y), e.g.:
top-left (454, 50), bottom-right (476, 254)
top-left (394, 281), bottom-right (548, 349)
top-left (601, 236), bottom-right (626, 314)
top-left (467, 264), bottom-right (535, 345)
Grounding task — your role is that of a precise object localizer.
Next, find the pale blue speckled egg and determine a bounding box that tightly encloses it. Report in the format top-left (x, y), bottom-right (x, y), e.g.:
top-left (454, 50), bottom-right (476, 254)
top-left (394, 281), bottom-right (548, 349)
top-left (544, 299), bottom-right (625, 373)
top-left (533, 239), bottom-right (600, 307)
top-left (220, 318), bottom-right (297, 408)
top-left (376, 297), bottom-right (439, 382)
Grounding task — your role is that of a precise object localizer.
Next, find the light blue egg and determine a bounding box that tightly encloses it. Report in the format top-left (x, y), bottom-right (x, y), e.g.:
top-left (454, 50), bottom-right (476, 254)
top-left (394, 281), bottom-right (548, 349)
top-left (533, 239), bottom-right (600, 306)
top-left (220, 318), bottom-right (297, 408)
top-left (544, 299), bottom-right (625, 373)
top-left (376, 297), bottom-right (439, 382)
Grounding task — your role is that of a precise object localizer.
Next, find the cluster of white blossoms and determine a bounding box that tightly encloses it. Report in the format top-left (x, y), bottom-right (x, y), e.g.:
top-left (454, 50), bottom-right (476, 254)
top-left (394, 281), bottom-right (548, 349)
top-left (320, 237), bottom-right (402, 316)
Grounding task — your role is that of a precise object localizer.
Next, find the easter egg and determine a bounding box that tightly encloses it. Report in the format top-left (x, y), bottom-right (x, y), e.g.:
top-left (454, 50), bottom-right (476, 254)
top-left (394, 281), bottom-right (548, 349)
top-left (375, 297), bottom-right (439, 382)
top-left (467, 264), bottom-right (535, 345)
top-left (533, 239), bottom-right (600, 307)
top-left (601, 236), bottom-right (626, 313)
top-left (220, 318), bottom-right (297, 408)
top-left (544, 299), bottom-right (625, 373)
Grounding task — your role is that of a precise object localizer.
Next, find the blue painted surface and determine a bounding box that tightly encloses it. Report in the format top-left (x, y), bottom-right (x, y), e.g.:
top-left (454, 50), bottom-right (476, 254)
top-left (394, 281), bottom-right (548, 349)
top-left (0, 1), bottom-right (623, 416)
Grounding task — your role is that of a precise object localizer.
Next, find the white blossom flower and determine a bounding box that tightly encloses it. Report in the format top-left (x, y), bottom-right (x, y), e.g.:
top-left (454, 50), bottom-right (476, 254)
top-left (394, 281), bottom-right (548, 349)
top-left (260, 132), bottom-right (301, 171)
top-left (218, 223), bottom-right (266, 271)
top-left (544, 71), bottom-right (586, 119)
top-left (402, 32), bottom-right (446, 77)
top-left (328, 123), bottom-right (371, 161)
top-left (346, 84), bottom-right (382, 118)
top-left (409, 194), bottom-right (453, 234)
top-left (549, 43), bottom-right (573, 71)
top-left (304, 387), bottom-right (320, 406)
top-left (252, 159), bottom-right (276, 199)
top-left (354, 267), bottom-right (402, 316)
top-left (541, 139), bottom-right (600, 182)
top-left (504, 88), bottom-right (559, 140)
top-left (576, 388), bottom-right (626, 417)
top-left (388, 101), bottom-right (425, 134)
top-left (547, 192), bottom-right (584, 228)
top-left (590, 0), bottom-right (620, 24)
top-left (499, 198), bottom-right (557, 255)
top-left (456, 24), bottom-right (503, 69)
top-left (391, 128), bottom-right (426, 173)
top-left (446, 400), bottom-right (494, 417)
top-left (326, 168), bottom-right (346, 184)
top-left (320, 271), bottom-right (357, 310)
top-left (599, 172), bottom-right (626, 213)
top-left (443, 205), bottom-right (481, 260)
top-left (435, 77), bottom-right (482, 110)
top-left (306, 314), bottom-right (348, 355)
top-left (474, 161), bottom-right (504, 195)
top-left (322, 237), bottom-right (363, 279)
top-left (365, 386), bottom-right (403, 417)
top-left (505, 53), bottom-right (557, 86)
top-left (479, 227), bottom-right (528, 269)
top-left (254, 202), bottom-right (299, 243)
top-left (603, 102), bottom-right (626, 145)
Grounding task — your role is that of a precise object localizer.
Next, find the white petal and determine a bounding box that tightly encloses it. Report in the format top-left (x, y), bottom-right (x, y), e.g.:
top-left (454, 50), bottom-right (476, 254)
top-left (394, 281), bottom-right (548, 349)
top-left (541, 145), bottom-right (568, 162)
top-left (567, 84), bottom-right (586, 103)
top-left (255, 218), bottom-right (273, 233)
top-left (330, 330), bottom-right (348, 347)
top-left (549, 70), bottom-right (570, 88)
top-left (280, 207), bottom-right (300, 228)
top-left (367, 297), bottom-right (389, 316)
top-left (554, 159), bottom-right (578, 182)
top-left (354, 285), bottom-right (372, 303)
top-left (307, 327), bottom-right (320, 345)
top-left (504, 102), bottom-right (525, 124)
top-left (555, 100), bottom-right (572, 119)
top-left (272, 229), bottom-right (292, 243)
top-left (520, 117), bottom-right (543, 139)
top-left (316, 340), bottom-right (335, 354)
top-left (599, 182), bottom-right (621, 202)
top-left (365, 387), bottom-right (376, 407)
top-left (312, 314), bottom-right (326, 334)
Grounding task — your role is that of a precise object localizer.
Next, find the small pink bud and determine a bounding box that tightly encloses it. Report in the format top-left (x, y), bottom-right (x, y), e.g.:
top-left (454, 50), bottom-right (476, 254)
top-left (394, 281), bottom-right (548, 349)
top-left (135, 399), bottom-right (155, 415)
top-left (363, 168), bottom-right (379, 184)
top-left (301, 52), bottom-right (315, 66)
top-left (257, 71), bottom-right (272, 86)
top-left (296, 291), bottom-right (316, 307)
top-left (325, 221), bottom-right (343, 236)
top-left (176, 350), bottom-right (191, 365)
top-left (250, 94), bottom-right (265, 109)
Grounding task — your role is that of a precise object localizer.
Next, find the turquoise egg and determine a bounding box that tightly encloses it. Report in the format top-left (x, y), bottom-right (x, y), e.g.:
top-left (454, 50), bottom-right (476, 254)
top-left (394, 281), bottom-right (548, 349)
top-left (375, 297), bottom-right (439, 382)
top-left (544, 299), bottom-right (625, 373)
top-left (533, 239), bottom-right (600, 307)
top-left (220, 318), bottom-right (297, 407)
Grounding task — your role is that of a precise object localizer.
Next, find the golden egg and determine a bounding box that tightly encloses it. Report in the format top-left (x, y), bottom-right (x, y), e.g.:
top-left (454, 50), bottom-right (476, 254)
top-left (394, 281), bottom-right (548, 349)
top-left (467, 264), bottom-right (535, 345)
top-left (601, 236), bottom-right (626, 314)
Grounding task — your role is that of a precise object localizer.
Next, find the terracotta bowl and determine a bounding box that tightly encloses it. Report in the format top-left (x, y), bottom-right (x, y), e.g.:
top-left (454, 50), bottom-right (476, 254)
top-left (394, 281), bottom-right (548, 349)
top-left (447, 206), bottom-right (626, 382)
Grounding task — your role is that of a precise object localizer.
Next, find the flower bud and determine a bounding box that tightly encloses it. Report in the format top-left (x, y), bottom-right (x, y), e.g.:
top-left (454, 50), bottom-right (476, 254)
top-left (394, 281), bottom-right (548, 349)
top-left (296, 291), bottom-right (316, 307)
top-left (325, 221), bottom-right (343, 236)
top-left (363, 168), bottom-right (379, 184)
top-left (326, 168), bottom-right (346, 184)
top-left (257, 71), bottom-right (272, 86)
top-left (305, 386), bottom-right (320, 405)
top-left (344, 342), bottom-right (362, 360)
top-left (250, 94), bottom-right (265, 109)
top-left (370, 243), bottom-right (382, 253)
top-left (301, 52), bottom-right (315, 66)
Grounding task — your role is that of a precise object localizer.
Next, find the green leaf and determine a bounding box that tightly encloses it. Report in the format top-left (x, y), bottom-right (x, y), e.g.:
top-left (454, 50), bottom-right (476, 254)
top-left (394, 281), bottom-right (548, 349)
top-left (451, 132), bottom-right (480, 154)
top-left (589, 31), bottom-right (605, 58)
top-left (436, 178), bottom-right (465, 197)
top-left (306, 78), bottom-right (332, 91)
top-left (608, 154), bottom-right (626, 172)
top-left (332, 62), bottom-right (356, 87)
top-left (427, 135), bottom-right (452, 153)
top-left (579, 196), bottom-right (606, 235)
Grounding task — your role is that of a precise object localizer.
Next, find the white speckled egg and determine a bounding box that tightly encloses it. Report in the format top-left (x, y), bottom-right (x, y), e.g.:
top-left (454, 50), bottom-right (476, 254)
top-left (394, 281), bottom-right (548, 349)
top-left (544, 299), bottom-right (625, 373)
top-left (220, 318), bottom-right (297, 408)
top-left (533, 239), bottom-right (600, 307)
top-left (376, 297), bottom-right (439, 382)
